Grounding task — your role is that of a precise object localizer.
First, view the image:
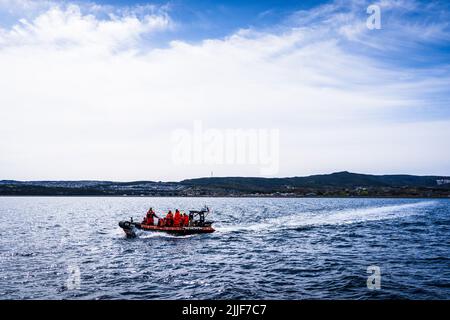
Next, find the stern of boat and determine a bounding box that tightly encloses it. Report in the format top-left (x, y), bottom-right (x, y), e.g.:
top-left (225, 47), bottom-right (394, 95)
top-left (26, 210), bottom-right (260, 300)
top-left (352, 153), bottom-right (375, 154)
top-left (119, 220), bottom-right (137, 238)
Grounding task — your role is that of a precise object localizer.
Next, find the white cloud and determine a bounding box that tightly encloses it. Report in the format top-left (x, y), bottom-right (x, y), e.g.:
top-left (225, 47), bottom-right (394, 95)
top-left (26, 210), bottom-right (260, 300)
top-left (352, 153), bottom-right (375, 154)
top-left (0, 1), bottom-right (449, 180)
top-left (0, 3), bottom-right (171, 50)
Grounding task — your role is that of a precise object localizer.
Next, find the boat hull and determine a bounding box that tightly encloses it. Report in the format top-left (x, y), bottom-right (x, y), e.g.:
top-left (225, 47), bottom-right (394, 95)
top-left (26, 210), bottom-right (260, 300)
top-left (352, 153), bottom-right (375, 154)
top-left (119, 220), bottom-right (215, 237)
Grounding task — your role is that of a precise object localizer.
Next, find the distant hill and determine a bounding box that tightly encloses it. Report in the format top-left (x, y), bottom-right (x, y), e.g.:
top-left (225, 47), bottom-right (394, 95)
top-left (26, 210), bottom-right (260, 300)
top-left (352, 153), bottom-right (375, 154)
top-left (0, 172), bottom-right (449, 197)
top-left (181, 171), bottom-right (448, 190)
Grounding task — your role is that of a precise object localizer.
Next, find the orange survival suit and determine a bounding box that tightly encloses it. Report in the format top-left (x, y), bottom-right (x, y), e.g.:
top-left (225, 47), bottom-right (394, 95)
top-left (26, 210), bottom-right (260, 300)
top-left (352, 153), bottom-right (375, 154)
top-left (173, 209), bottom-right (181, 227)
top-left (165, 210), bottom-right (174, 227)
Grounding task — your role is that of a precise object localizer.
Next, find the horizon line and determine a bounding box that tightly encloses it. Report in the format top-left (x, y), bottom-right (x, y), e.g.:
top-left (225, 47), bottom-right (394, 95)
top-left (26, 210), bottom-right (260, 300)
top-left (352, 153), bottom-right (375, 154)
top-left (2, 171), bottom-right (450, 183)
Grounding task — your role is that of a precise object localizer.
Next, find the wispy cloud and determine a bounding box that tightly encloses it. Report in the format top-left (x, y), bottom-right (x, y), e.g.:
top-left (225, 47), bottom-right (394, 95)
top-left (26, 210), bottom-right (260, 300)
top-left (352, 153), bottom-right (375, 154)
top-left (0, 1), bottom-right (172, 50)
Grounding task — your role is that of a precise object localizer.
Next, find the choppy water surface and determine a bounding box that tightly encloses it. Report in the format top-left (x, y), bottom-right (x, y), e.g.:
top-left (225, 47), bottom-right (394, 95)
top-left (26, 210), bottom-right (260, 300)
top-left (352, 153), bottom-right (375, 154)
top-left (0, 197), bottom-right (449, 299)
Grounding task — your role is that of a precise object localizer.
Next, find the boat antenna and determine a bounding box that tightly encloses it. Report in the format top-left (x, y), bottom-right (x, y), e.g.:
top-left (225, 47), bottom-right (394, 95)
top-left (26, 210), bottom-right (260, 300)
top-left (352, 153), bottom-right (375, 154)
top-left (204, 205), bottom-right (210, 218)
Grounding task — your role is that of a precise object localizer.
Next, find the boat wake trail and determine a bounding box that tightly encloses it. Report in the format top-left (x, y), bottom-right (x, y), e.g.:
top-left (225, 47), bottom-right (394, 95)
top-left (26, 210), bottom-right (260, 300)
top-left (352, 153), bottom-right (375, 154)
top-left (216, 201), bottom-right (436, 234)
top-left (139, 232), bottom-right (197, 239)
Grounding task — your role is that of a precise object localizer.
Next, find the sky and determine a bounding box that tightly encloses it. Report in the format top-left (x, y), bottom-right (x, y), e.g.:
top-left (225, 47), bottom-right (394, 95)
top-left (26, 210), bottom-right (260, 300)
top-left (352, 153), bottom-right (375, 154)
top-left (0, 0), bottom-right (449, 181)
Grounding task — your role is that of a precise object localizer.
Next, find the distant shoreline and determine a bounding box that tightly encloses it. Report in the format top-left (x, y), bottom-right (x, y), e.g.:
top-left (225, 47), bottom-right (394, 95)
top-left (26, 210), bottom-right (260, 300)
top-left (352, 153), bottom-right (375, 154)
top-left (0, 195), bottom-right (448, 199)
top-left (1, 172), bottom-right (449, 198)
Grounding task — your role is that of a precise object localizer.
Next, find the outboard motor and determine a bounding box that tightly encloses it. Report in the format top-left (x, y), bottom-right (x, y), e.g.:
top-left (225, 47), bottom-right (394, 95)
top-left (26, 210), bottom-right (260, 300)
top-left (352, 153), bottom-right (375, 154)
top-left (119, 220), bottom-right (137, 238)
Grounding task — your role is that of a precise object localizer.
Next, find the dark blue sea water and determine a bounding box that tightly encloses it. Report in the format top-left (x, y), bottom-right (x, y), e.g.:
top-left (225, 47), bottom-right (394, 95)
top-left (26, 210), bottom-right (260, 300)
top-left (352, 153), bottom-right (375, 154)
top-left (0, 197), bottom-right (449, 299)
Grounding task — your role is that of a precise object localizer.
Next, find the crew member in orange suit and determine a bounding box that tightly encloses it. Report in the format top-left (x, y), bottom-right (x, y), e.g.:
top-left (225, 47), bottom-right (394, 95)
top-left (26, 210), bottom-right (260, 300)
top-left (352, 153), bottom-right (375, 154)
top-left (165, 210), bottom-right (174, 227)
top-left (173, 209), bottom-right (181, 227)
top-left (145, 207), bottom-right (159, 225)
top-left (182, 213), bottom-right (189, 227)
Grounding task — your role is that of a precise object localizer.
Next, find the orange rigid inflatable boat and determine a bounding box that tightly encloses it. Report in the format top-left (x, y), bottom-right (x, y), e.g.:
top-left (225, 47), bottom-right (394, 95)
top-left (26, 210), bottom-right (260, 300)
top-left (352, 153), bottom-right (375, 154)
top-left (119, 207), bottom-right (215, 237)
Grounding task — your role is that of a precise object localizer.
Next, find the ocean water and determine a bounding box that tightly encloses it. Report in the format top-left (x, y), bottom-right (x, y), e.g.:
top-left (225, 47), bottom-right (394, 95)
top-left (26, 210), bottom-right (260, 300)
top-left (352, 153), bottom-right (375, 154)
top-left (0, 197), bottom-right (449, 300)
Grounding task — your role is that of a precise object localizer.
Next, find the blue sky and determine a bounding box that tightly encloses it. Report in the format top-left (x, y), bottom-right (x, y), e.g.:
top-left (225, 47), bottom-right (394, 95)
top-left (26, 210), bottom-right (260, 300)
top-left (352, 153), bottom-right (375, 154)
top-left (79, 0), bottom-right (450, 51)
top-left (94, 0), bottom-right (320, 31)
top-left (0, 0), bottom-right (449, 180)
top-left (2, 0), bottom-right (448, 72)
top-left (0, 1), bottom-right (326, 44)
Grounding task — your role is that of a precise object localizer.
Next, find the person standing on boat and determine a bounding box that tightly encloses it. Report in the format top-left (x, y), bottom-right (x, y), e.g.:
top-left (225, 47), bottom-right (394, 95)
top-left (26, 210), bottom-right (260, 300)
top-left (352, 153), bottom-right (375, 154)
top-left (145, 208), bottom-right (159, 225)
top-left (173, 209), bottom-right (182, 227)
top-left (182, 213), bottom-right (189, 227)
top-left (165, 210), bottom-right (174, 227)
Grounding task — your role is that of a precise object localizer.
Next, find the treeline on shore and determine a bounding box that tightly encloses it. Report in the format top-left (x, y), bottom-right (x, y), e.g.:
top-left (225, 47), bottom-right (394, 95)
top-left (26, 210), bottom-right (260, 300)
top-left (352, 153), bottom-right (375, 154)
top-left (1, 172), bottom-right (449, 198)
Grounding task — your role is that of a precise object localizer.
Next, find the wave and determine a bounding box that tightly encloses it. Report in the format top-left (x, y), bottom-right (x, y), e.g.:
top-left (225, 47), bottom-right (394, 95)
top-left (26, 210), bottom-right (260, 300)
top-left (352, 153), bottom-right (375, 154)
top-left (137, 230), bottom-right (198, 239)
top-left (216, 201), bottom-right (436, 234)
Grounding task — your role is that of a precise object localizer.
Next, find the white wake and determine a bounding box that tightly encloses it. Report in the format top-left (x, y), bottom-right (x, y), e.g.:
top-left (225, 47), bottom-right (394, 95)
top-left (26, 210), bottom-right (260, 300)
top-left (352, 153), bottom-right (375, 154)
top-left (216, 201), bottom-right (436, 233)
